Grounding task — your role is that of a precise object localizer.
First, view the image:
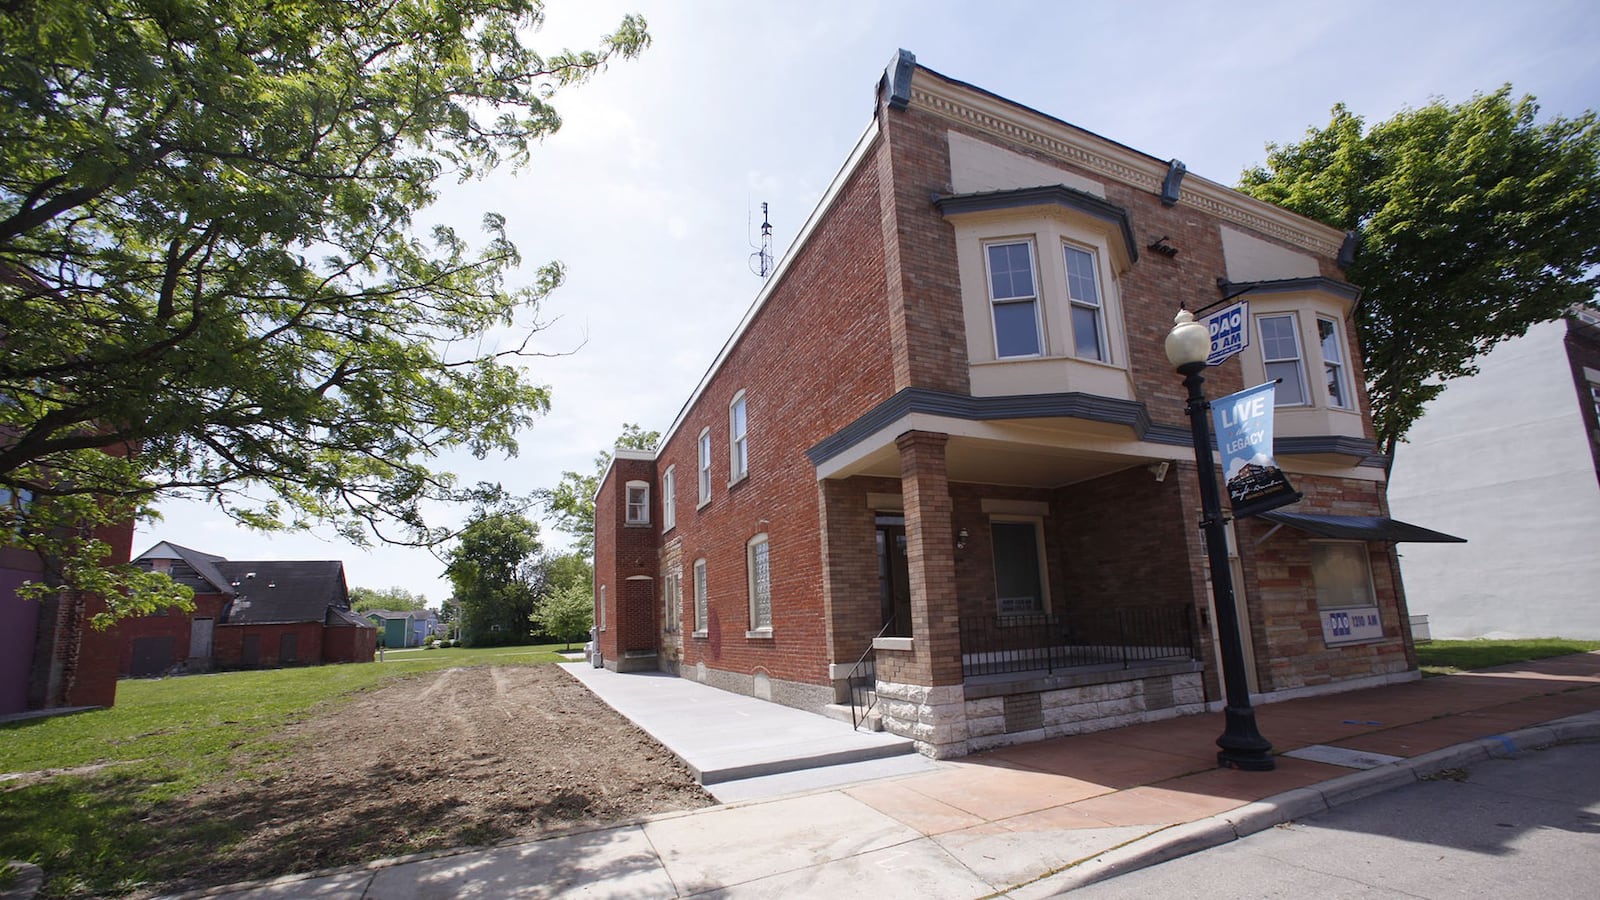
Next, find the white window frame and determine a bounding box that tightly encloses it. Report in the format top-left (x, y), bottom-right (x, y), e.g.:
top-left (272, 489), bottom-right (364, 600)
top-left (599, 585), bottom-right (607, 631)
top-left (663, 568), bottom-right (681, 633)
top-left (984, 238), bottom-right (1044, 359)
top-left (693, 558), bottom-right (708, 636)
top-left (746, 533), bottom-right (772, 635)
top-left (697, 427), bottom-right (712, 507)
top-left (729, 391), bottom-right (749, 484)
top-left (1257, 312), bottom-right (1309, 406)
top-left (989, 516), bottom-right (1050, 617)
top-left (1317, 316), bottom-right (1353, 410)
top-left (661, 465), bottom-right (676, 532)
top-left (624, 480), bottom-right (650, 526)
top-left (1062, 241), bottom-right (1107, 362)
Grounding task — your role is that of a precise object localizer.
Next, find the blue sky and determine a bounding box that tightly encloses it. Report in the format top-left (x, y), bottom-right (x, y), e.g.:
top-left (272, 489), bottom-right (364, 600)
top-left (141, 0), bottom-right (1600, 605)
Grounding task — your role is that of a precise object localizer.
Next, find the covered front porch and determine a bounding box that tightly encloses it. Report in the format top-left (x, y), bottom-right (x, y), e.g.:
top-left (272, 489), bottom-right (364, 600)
top-left (816, 413), bottom-right (1226, 758)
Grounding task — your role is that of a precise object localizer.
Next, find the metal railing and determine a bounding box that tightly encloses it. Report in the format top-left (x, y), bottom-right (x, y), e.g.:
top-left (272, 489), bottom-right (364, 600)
top-left (845, 617), bottom-right (897, 730)
top-left (958, 606), bottom-right (1197, 679)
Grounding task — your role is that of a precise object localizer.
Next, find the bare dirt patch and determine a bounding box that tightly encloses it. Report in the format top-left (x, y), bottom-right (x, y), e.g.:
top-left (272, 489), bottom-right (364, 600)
top-left (144, 665), bottom-right (714, 894)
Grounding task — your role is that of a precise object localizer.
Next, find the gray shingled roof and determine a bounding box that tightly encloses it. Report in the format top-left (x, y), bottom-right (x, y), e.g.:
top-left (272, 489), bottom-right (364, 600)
top-left (218, 560), bottom-right (350, 625)
top-left (133, 541), bottom-right (236, 595)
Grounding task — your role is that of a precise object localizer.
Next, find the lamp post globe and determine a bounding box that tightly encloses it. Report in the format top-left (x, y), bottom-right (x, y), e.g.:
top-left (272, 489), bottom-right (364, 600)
top-left (1166, 307), bottom-right (1275, 771)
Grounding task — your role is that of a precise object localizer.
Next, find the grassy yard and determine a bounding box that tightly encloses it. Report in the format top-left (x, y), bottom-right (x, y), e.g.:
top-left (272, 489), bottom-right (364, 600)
top-left (0, 644), bottom-right (570, 897)
top-left (1415, 638), bottom-right (1600, 676)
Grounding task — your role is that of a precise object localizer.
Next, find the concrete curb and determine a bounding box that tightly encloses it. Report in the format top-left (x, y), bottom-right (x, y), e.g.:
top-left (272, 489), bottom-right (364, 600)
top-left (1012, 711), bottom-right (1600, 897)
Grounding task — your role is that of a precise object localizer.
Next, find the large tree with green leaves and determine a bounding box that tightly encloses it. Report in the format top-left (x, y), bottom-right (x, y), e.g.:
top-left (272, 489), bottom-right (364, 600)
top-left (444, 505), bottom-right (542, 645)
top-left (1238, 87), bottom-right (1600, 464)
top-left (349, 586), bottom-right (428, 614)
top-left (0, 0), bottom-right (649, 620)
top-left (539, 423), bottom-right (658, 558)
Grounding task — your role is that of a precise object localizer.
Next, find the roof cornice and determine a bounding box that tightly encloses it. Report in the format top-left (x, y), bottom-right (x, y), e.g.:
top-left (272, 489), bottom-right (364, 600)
top-left (907, 67), bottom-right (1346, 259)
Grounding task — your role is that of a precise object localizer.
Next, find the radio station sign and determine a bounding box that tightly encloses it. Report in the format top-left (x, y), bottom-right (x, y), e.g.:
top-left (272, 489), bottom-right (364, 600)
top-left (1321, 606), bottom-right (1384, 646)
top-left (1202, 300), bottom-right (1249, 366)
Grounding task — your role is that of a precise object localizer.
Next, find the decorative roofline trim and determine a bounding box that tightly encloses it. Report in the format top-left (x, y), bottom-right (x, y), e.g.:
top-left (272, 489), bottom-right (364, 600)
top-left (933, 185), bottom-right (1139, 264)
top-left (806, 387), bottom-right (1383, 469)
top-left (906, 67), bottom-right (1346, 258)
top-left (1218, 276), bottom-right (1363, 303)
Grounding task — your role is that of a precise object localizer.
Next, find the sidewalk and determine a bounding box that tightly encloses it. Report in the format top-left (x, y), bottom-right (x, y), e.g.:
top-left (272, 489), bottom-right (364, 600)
top-left (187, 653), bottom-right (1600, 899)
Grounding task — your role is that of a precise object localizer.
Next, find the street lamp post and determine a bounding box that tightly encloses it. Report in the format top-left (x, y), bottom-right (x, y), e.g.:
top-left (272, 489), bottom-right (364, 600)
top-left (1165, 308), bottom-right (1275, 771)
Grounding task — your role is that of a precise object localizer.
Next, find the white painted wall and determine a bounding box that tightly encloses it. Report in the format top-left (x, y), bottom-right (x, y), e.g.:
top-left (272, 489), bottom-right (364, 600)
top-left (1388, 320), bottom-right (1600, 639)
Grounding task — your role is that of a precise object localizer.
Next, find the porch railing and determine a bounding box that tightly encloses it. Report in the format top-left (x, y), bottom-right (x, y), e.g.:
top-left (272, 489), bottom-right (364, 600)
top-left (845, 617), bottom-right (897, 730)
top-left (958, 606), bottom-right (1198, 679)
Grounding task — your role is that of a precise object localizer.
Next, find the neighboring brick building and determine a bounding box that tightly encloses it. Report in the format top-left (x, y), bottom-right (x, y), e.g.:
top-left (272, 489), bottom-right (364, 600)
top-left (594, 52), bottom-right (1458, 758)
top-left (1390, 309), bottom-right (1600, 639)
top-left (119, 541), bottom-right (374, 675)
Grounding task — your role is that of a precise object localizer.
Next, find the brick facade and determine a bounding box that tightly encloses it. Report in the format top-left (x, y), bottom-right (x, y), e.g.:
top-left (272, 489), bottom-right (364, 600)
top-left (594, 53), bottom-right (1423, 756)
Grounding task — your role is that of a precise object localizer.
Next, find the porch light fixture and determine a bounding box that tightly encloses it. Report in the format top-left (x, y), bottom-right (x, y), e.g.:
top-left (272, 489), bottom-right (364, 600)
top-left (1165, 308), bottom-right (1275, 771)
top-left (956, 528), bottom-right (969, 550)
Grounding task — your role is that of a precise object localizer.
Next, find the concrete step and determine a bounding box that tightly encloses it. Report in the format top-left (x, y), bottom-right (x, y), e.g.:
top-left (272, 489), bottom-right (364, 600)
top-left (821, 703), bottom-right (884, 731)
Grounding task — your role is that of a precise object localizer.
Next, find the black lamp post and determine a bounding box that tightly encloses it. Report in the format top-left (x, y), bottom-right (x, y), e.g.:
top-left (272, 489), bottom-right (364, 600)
top-left (1165, 308), bottom-right (1275, 771)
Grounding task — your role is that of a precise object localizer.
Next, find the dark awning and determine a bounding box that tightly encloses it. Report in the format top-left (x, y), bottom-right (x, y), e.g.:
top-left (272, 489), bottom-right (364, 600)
top-left (1258, 510), bottom-right (1466, 543)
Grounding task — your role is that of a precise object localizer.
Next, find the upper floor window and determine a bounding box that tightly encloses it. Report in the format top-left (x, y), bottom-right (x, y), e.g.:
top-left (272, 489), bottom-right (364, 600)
top-left (729, 391), bottom-right (749, 483)
top-left (1317, 317), bottom-right (1352, 410)
top-left (747, 533), bottom-right (772, 632)
top-left (697, 428), bottom-right (712, 506)
top-left (1258, 313), bottom-right (1308, 406)
top-left (985, 240), bottom-right (1042, 358)
top-left (1063, 243), bottom-right (1106, 361)
top-left (662, 466), bottom-right (676, 531)
top-left (693, 558), bottom-right (708, 634)
top-left (625, 481), bottom-right (650, 525)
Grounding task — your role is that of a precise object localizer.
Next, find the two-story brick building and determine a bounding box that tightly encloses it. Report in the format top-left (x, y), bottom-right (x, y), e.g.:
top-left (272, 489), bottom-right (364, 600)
top-left (593, 51), bottom-right (1458, 758)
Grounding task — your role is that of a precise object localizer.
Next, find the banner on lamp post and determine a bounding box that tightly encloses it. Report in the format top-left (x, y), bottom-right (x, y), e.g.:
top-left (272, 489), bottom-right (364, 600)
top-left (1212, 381), bottom-right (1302, 518)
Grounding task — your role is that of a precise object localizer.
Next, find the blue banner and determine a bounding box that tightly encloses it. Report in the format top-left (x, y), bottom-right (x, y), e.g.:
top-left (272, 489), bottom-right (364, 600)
top-left (1212, 382), bottom-right (1300, 517)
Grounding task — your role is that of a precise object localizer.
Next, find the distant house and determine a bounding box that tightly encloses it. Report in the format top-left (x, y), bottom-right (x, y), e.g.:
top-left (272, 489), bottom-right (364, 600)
top-left (118, 542), bottom-right (376, 675)
top-left (364, 609), bottom-right (422, 648)
top-left (1389, 311), bottom-right (1600, 639)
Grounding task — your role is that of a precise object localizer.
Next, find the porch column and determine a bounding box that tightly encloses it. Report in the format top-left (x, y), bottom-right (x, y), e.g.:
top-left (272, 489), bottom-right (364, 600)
top-left (878, 430), bottom-right (967, 757)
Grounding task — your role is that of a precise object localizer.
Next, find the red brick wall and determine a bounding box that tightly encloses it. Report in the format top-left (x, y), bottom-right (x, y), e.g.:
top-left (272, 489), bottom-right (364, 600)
top-left (594, 456), bottom-right (657, 663)
top-left (631, 144), bottom-right (898, 689)
top-left (324, 623), bottom-right (376, 664)
top-left (116, 593), bottom-right (229, 675)
top-left (213, 622), bottom-right (325, 669)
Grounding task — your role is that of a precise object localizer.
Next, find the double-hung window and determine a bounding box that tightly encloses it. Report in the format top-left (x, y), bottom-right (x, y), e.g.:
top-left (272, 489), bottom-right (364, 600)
top-left (625, 481), bottom-right (650, 525)
top-left (985, 241), bottom-right (1041, 357)
top-left (697, 428), bottom-right (712, 506)
top-left (693, 558), bottom-right (708, 633)
top-left (661, 466), bottom-right (676, 531)
top-left (1063, 244), bottom-right (1106, 361)
top-left (1318, 317), bottom-right (1352, 409)
top-left (729, 391), bottom-right (748, 482)
top-left (747, 534), bottom-right (772, 632)
top-left (1258, 313), bottom-right (1308, 405)
top-left (663, 569), bottom-right (681, 633)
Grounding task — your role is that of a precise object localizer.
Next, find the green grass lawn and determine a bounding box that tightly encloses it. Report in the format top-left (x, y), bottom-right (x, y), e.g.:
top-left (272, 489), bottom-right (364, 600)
top-left (1415, 638), bottom-right (1600, 676)
top-left (0, 644), bottom-right (569, 897)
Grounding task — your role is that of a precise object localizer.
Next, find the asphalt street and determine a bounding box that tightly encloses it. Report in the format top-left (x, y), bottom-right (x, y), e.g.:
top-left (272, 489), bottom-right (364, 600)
top-left (1067, 741), bottom-right (1600, 898)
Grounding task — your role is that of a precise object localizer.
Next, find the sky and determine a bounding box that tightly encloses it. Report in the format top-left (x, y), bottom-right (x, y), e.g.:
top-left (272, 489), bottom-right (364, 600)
top-left (137, 0), bottom-right (1600, 607)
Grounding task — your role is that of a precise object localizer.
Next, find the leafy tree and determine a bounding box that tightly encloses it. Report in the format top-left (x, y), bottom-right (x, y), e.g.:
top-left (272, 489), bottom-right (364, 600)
top-left (444, 506), bottom-right (542, 646)
top-left (349, 586), bottom-right (428, 613)
top-left (531, 581), bottom-right (593, 650)
top-left (1238, 87), bottom-right (1600, 464)
top-left (540, 423), bottom-right (659, 558)
top-left (525, 549), bottom-right (591, 641)
top-left (0, 0), bottom-right (650, 620)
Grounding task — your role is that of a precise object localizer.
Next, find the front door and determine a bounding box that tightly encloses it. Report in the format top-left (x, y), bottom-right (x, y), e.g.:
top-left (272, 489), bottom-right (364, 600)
top-left (876, 517), bottom-right (911, 637)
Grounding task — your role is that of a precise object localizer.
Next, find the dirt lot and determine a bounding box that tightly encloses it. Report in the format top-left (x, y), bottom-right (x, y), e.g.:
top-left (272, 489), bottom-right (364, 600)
top-left (147, 665), bottom-right (715, 894)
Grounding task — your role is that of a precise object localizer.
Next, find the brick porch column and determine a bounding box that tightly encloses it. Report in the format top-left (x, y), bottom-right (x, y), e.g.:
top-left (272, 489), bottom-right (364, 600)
top-left (878, 430), bottom-right (967, 757)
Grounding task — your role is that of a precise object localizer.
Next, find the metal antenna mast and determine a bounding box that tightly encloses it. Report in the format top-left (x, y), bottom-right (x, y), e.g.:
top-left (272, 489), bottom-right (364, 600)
top-left (749, 202), bottom-right (773, 278)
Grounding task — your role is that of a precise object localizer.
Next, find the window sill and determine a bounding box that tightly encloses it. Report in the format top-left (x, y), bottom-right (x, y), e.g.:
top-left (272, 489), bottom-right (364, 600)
top-left (696, 497), bottom-right (711, 510)
top-left (624, 521), bottom-right (652, 528)
top-left (872, 636), bottom-right (914, 652)
top-left (691, 630), bottom-right (709, 639)
top-left (727, 473), bottom-right (748, 489)
top-left (745, 629), bottom-right (773, 640)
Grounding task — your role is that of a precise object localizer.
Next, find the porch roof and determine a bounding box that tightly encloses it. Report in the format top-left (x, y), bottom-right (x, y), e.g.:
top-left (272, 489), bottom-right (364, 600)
top-left (1257, 510), bottom-right (1466, 543)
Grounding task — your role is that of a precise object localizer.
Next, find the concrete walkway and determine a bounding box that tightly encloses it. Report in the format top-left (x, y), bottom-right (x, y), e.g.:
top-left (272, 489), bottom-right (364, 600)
top-left (181, 653), bottom-right (1600, 899)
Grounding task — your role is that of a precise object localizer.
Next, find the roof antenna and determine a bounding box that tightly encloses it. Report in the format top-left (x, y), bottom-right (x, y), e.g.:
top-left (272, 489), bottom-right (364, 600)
top-left (748, 201), bottom-right (773, 278)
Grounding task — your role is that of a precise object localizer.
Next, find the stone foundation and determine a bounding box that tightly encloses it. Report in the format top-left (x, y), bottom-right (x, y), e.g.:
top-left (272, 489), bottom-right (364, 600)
top-left (688, 661), bottom-right (836, 712)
